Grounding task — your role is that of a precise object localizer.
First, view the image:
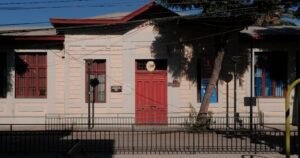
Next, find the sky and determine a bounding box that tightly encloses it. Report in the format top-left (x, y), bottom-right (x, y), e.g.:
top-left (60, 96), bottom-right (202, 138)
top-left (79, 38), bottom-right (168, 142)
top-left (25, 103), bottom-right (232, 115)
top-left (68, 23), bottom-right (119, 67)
top-left (0, 0), bottom-right (298, 29)
top-left (0, 0), bottom-right (157, 27)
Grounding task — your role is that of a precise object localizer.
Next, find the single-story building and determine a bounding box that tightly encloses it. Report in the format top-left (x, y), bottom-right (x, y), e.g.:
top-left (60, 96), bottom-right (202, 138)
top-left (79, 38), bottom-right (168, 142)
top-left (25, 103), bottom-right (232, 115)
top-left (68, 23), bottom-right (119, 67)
top-left (0, 2), bottom-right (299, 125)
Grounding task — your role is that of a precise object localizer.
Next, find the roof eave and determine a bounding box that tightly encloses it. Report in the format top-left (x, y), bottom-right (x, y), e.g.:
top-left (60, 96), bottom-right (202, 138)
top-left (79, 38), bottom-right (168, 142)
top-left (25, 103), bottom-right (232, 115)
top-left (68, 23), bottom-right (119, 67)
top-left (50, 18), bottom-right (123, 27)
top-left (50, 1), bottom-right (178, 28)
top-left (0, 35), bottom-right (64, 42)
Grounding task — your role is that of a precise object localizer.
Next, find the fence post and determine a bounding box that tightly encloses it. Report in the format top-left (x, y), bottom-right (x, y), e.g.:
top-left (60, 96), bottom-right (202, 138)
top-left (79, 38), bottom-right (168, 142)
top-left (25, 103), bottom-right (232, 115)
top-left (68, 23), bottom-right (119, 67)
top-left (254, 124), bottom-right (257, 154)
top-left (132, 124), bottom-right (134, 154)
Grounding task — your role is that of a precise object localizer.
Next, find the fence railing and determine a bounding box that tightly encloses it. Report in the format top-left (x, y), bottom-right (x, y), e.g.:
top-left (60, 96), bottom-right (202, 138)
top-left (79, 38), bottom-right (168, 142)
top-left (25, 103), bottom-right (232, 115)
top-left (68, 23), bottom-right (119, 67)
top-left (0, 124), bottom-right (298, 155)
top-left (45, 115), bottom-right (263, 130)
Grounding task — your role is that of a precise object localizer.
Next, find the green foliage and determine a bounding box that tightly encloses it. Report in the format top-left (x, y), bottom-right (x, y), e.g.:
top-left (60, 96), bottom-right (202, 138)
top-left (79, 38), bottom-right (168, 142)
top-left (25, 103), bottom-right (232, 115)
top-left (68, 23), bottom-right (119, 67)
top-left (295, 11), bottom-right (300, 18)
top-left (158, 0), bottom-right (299, 24)
top-left (158, 0), bottom-right (243, 14)
top-left (185, 103), bottom-right (215, 131)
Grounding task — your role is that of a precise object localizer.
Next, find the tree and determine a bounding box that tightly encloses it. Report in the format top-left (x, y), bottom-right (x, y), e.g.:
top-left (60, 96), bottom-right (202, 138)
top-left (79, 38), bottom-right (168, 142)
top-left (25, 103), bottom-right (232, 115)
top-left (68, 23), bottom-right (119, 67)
top-left (157, 0), bottom-right (299, 118)
top-left (159, 0), bottom-right (299, 25)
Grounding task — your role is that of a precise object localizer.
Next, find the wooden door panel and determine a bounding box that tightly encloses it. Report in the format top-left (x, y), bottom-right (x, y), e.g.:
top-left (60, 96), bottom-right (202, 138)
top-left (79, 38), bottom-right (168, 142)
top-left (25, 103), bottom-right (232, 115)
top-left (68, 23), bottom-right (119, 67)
top-left (136, 73), bottom-right (167, 124)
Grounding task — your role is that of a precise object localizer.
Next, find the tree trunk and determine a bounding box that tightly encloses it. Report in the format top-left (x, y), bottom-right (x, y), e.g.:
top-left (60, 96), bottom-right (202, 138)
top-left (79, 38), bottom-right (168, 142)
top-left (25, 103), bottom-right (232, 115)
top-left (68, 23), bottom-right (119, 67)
top-left (197, 47), bottom-right (225, 118)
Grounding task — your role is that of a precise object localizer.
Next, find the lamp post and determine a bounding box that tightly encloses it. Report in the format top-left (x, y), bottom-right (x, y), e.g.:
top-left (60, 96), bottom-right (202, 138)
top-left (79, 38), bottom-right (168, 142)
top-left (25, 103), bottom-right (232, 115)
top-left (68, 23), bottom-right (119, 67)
top-left (90, 78), bottom-right (99, 129)
top-left (250, 46), bottom-right (254, 131)
top-left (223, 73), bottom-right (233, 128)
top-left (86, 59), bottom-right (93, 130)
top-left (232, 56), bottom-right (241, 130)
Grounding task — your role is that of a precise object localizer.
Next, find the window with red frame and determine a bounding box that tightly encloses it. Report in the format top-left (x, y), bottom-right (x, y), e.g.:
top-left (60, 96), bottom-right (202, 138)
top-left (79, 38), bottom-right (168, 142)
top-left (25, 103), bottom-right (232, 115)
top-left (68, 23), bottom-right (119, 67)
top-left (255, 52), bottom-right (287, 97)
top-left (0, 53), bottom-right (7, 98)
top-left (86, 60), bottom-right (106, 103)
top-left (15, 53), bottom-right (47, 98)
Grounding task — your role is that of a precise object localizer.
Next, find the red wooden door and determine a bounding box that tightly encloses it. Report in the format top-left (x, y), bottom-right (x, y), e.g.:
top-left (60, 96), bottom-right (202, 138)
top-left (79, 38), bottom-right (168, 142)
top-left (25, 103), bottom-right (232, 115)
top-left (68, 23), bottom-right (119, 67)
top-left (135, 61), bottom-right (167, 124)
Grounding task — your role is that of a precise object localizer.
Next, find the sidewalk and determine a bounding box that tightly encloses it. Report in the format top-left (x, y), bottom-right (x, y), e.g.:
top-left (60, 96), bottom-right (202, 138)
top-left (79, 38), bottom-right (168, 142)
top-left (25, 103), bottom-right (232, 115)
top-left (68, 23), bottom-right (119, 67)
top-left (263, 124), bottom-right (298, 131)
top-left (112, 154), bottom-right (297, 158)
top-left (3, 153), bottom-right (299, 158)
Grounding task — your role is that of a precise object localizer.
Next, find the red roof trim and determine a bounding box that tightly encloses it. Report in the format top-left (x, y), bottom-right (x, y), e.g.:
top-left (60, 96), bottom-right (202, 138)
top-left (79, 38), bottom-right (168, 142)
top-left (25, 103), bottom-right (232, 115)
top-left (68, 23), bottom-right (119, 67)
top-left (50, 18), bottom-right (121, 25)
top-left (50, 2), bottom-right (177, 27)
top-left (5, 35), bottom-right (64, 41)
top-left (122, 2), bottom-right (156, 22)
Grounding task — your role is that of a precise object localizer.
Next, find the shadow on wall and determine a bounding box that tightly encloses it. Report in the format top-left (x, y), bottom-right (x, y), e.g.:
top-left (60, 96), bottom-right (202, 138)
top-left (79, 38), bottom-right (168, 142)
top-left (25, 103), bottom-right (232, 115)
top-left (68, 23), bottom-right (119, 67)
top-left (1, 53), bottom-right (28, 97)
top-left (151, 18), bottom-right (251, 86)
top-left (1, 53), bottom-right (29, 98)
top-left (242, 27), bottom-right (300, 124)
top-left (241, 27), bottom-right (300, 81)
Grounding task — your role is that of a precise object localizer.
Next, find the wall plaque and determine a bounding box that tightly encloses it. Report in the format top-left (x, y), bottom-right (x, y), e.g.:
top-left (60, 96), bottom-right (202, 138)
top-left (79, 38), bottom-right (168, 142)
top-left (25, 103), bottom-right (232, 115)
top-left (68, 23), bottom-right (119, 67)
top-left (172, 79), bottom-right (180, 87)
top-left (111, 86), bottom-right (122, 92)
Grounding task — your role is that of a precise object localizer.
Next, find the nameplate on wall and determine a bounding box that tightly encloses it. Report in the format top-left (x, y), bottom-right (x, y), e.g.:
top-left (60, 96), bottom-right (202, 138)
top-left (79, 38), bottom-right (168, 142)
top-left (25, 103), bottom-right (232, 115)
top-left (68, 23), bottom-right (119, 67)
top-left (111, 86), bottom-right (122, 92)
top-left (172, 79), bottom-right (180, 87)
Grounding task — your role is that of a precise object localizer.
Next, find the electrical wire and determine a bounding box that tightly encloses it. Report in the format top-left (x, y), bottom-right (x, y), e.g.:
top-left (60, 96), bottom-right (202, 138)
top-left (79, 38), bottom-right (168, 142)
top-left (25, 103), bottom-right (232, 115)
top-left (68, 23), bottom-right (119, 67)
top-left (0, 8), bottom-right (254, 34)
top-left (32, 24), bottom-right (241, 71)
top-left (0, 3), bottom-right (147, 11)
top-left (1, 4), bottom-right (251, 71)
top-left (0, 0), bottom-right (150, 10)
top-left (0, 0), bottom-right (152, 6)
top-left (0, 6), bottom-right (204, 27)
top-left (0, 0), bottom-right (286, 113)
top-left (55, 35), bottom-right (240, 110)
top-left (10, 24), bottom-right (243, 109)
top-left (0, 8), bottom-right (203, 28)
top-left (0, 0), bottom-right (96, 5)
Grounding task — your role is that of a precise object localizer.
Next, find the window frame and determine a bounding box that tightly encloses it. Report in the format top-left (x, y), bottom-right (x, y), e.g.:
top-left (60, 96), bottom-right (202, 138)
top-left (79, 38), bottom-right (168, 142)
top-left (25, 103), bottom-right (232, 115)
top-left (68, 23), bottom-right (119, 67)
top-left (85, 59), bottom-right (106, 103)
top-left (254, 52), bottom-right (287, 98)
top-left (15, 53), bottom-right (47, 98)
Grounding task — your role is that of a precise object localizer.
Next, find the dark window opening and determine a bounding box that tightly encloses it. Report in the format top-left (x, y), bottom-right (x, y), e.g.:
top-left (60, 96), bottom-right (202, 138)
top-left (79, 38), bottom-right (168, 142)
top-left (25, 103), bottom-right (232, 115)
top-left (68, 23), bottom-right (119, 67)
top-left (297, 52), bottom-right (300, 78)
top-left (197, 56), bottom-right (218, 103)
top-left (136, 59), bottom-right (167, 71)
top-left (255, 52), bottom-right (287, 97)
top-left (0, 53), bottom-right (7, 98)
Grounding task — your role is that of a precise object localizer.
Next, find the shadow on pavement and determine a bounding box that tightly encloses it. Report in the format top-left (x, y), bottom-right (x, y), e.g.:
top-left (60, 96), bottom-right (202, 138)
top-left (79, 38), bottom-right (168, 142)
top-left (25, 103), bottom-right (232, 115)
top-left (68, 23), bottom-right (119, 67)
top-left (0, 130), bottom-right (114, 158)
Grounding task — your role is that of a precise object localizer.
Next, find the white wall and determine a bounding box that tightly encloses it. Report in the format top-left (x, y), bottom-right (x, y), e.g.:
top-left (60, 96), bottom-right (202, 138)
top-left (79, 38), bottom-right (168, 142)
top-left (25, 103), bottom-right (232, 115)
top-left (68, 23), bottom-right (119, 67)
top-left (1, 23), bottom-right (298, 125)
top-left (0, 49), bottom-right (65, 124)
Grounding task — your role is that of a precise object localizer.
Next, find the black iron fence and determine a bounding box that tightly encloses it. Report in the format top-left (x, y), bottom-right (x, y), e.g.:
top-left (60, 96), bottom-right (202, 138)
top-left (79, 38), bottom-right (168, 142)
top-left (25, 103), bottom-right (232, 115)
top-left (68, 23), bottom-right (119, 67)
top-left (45, 115), bottom-right (263, 130)
top-left (0, 124), bottom-right (298, 156)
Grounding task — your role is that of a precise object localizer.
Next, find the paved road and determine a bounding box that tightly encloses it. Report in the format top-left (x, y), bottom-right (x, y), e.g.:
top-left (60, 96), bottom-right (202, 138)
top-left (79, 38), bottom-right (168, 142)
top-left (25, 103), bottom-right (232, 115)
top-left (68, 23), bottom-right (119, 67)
top-left (0, 126), bottom-right (298, 157)
top-left (1, 153), bottom-right (298, 158)
top-left (0, 130), bottom-right (291, 153)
